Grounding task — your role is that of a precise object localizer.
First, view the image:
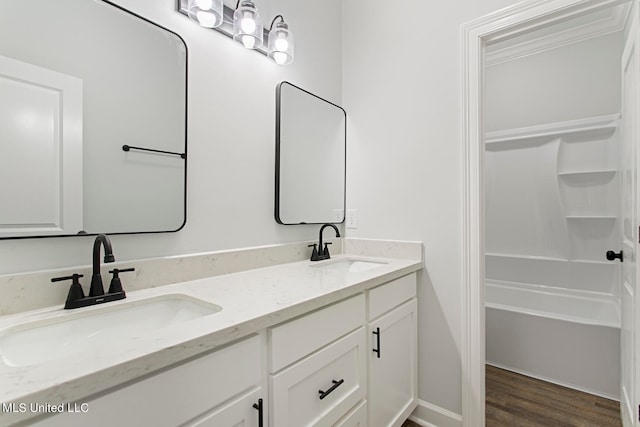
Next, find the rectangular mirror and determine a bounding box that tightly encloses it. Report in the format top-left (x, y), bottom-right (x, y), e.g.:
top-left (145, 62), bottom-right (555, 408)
top-left (0, 0), bottom-right (187, 239)
top-left (275, 82), bottom-right (346, 225)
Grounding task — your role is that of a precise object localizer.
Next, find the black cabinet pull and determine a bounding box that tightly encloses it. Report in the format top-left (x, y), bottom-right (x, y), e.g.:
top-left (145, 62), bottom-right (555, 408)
top-left (372, 327), bottom-right (381, 358)
top-left (318, 379), bottom-right (344, 400)
top-left (252, 398), bottom-right (263, 427)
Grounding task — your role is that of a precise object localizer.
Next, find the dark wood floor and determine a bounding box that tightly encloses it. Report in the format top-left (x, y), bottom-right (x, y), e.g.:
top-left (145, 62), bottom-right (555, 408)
top-left (401, 365), bottom-right (621, 426)
top-left (486, 365), bottom-right (621, 426)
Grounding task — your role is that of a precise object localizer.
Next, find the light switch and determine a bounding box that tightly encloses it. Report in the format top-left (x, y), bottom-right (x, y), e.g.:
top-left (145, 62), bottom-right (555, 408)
top-left (346, 209), bottom-right (357, 229)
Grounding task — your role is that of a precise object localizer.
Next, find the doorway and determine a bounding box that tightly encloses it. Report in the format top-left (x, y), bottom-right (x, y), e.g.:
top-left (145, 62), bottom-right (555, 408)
top-left (484, 7), bottom-right (623, 399)
top-left (461, 1), bottom-right (638, 426)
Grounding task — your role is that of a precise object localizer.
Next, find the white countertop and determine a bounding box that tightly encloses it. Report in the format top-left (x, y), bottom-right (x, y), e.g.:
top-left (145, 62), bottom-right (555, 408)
top-left (0, 253), bottom-right (422, 425)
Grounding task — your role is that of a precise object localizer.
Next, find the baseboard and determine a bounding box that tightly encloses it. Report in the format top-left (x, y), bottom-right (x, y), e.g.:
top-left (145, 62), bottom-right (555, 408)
top-left (408, 399), bottom-right (462, 427)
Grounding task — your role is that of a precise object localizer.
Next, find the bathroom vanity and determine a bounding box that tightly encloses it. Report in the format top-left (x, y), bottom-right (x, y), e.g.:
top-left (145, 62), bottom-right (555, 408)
top-left (0, 239), bottom-right (422, 427)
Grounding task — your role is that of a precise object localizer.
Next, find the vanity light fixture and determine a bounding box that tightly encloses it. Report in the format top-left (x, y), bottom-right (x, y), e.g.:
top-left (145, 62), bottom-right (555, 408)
top-left (267, 15), bottom-right (294, 65)
top-left (177, 0), bottom-right (295, 65)
top-left (233, 0), bottom-right (263, 49)
top-left (186, 0), bottom-right (223, 28)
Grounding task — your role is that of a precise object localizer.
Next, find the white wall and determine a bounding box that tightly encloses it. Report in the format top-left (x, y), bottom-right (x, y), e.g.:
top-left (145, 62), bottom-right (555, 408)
top-left (341, 0), bottom-right (521, 416)
top-left (0, 0), bottom-right (343, 275)
top-left (485, 33), bottom-right (623, 132)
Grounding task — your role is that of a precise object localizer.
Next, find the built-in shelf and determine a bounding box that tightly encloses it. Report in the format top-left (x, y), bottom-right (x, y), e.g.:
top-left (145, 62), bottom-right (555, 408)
top-left (485, 253), bottom-right (568, 262)
top-left (566, 215), bottom-right (617, 220)
top-left (485, 114), bottom-right (620, 145)
top-left (557, 169), bottom-right (616, 177)
top-left (486, 253), bottom-right (619, 266)
top-left (569, 259), bottom-right (618, 265)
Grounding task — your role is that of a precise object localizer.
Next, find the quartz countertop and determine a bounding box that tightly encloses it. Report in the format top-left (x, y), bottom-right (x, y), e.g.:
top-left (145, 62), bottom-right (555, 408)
top-left (0, 251), bottom-right (422, 425)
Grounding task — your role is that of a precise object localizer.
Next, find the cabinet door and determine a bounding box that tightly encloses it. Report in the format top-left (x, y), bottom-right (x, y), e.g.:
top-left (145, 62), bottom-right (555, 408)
top-left (368, 299), bottom-right (417, 427)
top-left (31, 335), bottom-right (262, 427)
top-left (187, 388), bottom-right (264, 427)
top-left (334, 400), bottom-right (367, 427)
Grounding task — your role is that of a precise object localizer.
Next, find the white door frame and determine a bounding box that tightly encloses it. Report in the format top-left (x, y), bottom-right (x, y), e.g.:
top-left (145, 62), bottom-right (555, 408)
top-left (460, 0), bottom-right (633, 425)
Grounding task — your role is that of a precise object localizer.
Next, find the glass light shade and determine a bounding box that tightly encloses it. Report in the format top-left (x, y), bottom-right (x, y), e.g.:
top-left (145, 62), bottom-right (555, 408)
top-left (186, 0), bottom-right (223, 28)
top-left (233, 0), bottom-right (263, 49)
top-left (268, 21), bottom-right (294, 65)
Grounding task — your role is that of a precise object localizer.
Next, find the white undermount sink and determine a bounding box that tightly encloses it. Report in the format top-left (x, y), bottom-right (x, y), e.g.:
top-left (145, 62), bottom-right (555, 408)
top-left (0, 294), bottom-right (221, 367)
top-left (310, 258), bottom-right (388, 273)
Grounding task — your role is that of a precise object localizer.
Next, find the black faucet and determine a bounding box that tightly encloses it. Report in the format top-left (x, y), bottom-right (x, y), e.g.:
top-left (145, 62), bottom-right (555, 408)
top-left (51, 234), bottom-right (134, 309)
top-left (89, 234), bottom-right (115, 297)
top-left (309, 223), bottom-right (341, 261)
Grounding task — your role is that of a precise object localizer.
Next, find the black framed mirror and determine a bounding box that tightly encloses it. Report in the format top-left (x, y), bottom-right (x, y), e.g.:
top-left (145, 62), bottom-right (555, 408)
top-left (0, 0), bottom-right (187, 239)
top-left (275, 82), bottom-right (346, 225)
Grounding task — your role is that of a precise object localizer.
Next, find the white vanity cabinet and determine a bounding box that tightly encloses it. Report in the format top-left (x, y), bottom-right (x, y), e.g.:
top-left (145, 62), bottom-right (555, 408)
top-left (367, 273), bottom-right (418, 427)
top-left (266, 272), bottom-right (418, 427)
top-left (268, 294), bottom-right (367, 427)
top-left (27, 272), bottom-right (419, 427)
top-left (32, 335), bottom-right (265, 427)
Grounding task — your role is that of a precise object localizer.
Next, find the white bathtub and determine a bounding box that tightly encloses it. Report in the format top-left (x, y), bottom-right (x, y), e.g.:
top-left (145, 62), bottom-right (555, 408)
top-left (486, 280), bottom-right (621, 399)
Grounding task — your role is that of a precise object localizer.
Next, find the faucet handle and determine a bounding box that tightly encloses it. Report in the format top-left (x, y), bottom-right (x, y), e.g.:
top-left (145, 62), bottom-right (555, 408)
top-left (323, 242), bottom-right (333, 257)
top-left (107, 268), bottom-right (135, 294)
top-left (51, 274), bottom-right (85, 308)
top-left (51, 273), bottom-right (84, 283)
top-left (308, 244), bottom-right (320, 261)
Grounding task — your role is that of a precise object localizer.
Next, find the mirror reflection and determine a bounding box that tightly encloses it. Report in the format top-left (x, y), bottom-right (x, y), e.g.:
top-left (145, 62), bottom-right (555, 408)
top-left (275, 82), bottom-right (346, 225)
top-left (0, 0), bottom-right (187, 239)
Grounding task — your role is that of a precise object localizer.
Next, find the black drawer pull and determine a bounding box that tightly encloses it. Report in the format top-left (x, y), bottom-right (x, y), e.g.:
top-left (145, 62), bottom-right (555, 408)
top-left (318, 379), bottom-right (344, 400)
top-left (372, 327), bottom-right (381, 358)
top-left (252, 398), bottom-right (263, 427)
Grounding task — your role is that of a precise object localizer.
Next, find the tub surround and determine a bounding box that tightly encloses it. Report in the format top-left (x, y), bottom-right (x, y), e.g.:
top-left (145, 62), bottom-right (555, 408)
top-left (485, 114), bottom-right (620, 297)
top-left (484, 115), bottom-right (622, 400)
top-left (0, 238), bottom-right (422, 426)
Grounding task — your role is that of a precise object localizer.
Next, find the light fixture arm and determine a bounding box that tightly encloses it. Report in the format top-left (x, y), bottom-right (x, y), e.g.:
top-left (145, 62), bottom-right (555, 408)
top-left (269, 15), bottom-right (285, 31)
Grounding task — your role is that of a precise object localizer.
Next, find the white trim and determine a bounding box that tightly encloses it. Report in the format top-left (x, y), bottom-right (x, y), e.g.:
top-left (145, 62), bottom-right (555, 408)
top-left (409, 399), bottom-right (462, 427)
top-left (460, 1), bottom-right (631, 426)
top-left (486, 4), bottom-right (630, 66)
top-left (460, 11), bottom-right (486, 427)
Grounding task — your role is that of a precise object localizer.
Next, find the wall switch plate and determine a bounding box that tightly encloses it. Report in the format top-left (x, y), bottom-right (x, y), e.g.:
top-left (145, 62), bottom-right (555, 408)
top-left (333, 209), bottom-right (344, 223)
top-left (346, 209), bottom-right (357, 229)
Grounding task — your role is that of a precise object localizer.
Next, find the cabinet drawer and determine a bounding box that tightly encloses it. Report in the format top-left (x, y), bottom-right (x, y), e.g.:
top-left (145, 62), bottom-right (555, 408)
top-left (335, 400), bottom-right (367, 427)
top-left (269, 294), bottom-right (365, 372)
top-left (270, 328), bottom-right (367, 427)
top-left (368, 273), bottom-right (416, 320)
top-left (32, 335), bottom-right (262, 427)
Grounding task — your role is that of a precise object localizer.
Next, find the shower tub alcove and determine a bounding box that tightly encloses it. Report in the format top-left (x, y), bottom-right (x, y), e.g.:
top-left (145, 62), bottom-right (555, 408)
top-left (485, 115), bottom-right (622, 399)
top-left (485, 260), bottom-right (620, 398)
